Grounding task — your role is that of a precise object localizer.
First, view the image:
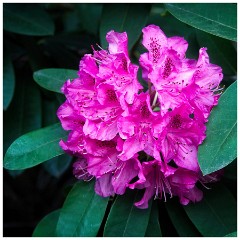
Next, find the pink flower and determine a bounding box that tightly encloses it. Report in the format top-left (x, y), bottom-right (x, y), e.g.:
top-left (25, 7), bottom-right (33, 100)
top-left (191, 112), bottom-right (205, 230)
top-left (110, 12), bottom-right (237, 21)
top-left (129, 160), bottom-right (176, 209)
top-left (190, 48), bottom-right (223, 119)
top-left (169, 168), bottom-right (203, 205)
top-left (153, 102), bottom-right (206, 172)
top-left (57, 25), bottom-right (224, 209)
top-left (117, 92), bottom-right (159, 160)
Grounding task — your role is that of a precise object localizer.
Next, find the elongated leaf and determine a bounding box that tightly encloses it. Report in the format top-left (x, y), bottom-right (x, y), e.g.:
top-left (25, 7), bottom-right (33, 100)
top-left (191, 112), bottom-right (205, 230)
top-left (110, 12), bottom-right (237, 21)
top-left (196, 30), bottom-right (237, 75)
top-left (3, 3), bottom-right (54, 36)
top-left (100, 3), bottom-right (151, 50)
top-left (3, 44), bottom-right (15, 110)
top-left (43, 154), bottom-right (72, 178)
top-left (183, 183), bottom-right (237, 237)
top-left (77, 4), bottom-right (103, 36)
top-left (198, 82), bottom-right (237, 175)
top-left (165, 3), bottom-right (237, 41)
top-left (145, 201), bottom-right (162, 237)
top-left (56, 181), bottom-right (109, 237)
top-left (32, 209), bottom-right (60, 237)
top-left (33, 68), bottom-right (77, 93)
top-left (225, 231), bottom-right (237, 237)
top-left (165, 199), bottom-right (201, 237)
top-left (3, 77), bottom-right (42, 155)
top-left (4, 123), bottom-right (67, 170)
top-left (104, 190), bottom-right (152, 237)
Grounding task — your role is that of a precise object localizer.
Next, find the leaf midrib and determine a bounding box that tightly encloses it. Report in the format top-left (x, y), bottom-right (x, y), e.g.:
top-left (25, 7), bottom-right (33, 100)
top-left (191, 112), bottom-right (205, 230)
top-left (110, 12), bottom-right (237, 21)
top-left (6, 125), bottom-right (66, 156)
top-left (167, 4), bottom-right (237, 30)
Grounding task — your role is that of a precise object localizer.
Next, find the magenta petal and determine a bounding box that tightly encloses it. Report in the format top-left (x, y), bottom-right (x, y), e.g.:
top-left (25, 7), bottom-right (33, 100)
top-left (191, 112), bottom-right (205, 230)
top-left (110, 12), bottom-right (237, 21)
top-left (87, 152), bottom-right (118, 177)
top-left (170, 168), bottom-right (198, 190)
top-left (112, 158), bottom-right (141, 195)
top-left (142, 24), bottom-right (167, 52)
top-left (180, 186), bottom-right (203, 205)
top-left (118, 137), bottom-right (143, 161)
top-left (174, 145), bottom-right (200, 172)
top-left (106, 30), bottom-right (128, 56)
top-left (134, 186), bottom-right (155, 209)
top-left (83, 119), bottom-right (118, 141)
top-left (167, 36), bottom-right (188, 59)
top-left (95, 173), bottom-right (114, 197)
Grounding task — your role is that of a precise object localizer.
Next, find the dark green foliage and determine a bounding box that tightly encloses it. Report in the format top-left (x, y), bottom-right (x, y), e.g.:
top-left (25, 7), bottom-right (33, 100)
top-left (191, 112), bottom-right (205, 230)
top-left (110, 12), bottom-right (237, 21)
top-left (3, 3), bottom-right (236, 237)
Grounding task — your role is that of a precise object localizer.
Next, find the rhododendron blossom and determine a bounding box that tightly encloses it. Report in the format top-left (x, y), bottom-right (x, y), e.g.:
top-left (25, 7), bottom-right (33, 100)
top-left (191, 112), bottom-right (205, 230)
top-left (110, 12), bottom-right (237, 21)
top-left (57, 24), bottom-right (223, 209)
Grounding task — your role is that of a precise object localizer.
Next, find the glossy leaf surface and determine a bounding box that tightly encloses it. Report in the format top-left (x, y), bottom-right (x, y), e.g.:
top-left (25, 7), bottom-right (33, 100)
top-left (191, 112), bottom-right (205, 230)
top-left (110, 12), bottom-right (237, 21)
top-left (165, 3), bottom-right (237, 41)
top-left (33, 68), bottom-right (77, 93)
top-left (198, 82), bottom-right (237, 175)
top-left (4, 123), bottom-right (67, 170)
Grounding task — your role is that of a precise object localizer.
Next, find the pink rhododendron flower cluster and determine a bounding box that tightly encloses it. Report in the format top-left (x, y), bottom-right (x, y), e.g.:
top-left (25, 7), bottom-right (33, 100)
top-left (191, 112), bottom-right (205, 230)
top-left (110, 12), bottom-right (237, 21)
top-left (57, 25), bottom-right (223, 208)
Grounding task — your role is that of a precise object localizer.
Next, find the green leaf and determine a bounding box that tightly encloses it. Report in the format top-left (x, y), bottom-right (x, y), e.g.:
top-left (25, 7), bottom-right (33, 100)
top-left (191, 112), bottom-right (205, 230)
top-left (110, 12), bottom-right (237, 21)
top-left (3, 77), bottom-right (42, 155)
top-left (100, 3), bottom-right (151, 50)
top-left (183, 183), bottom-right (237, 237)
top-left (145, 201), bottom-right (162, 237)
top-left (196, 30), bottom-right (237, 75)
top-left (198, 81), bottom-right (237, 175)
top-left (165, 3), bottom-right (237, 41)
top-left (3, 3), bottom-right (54, 36)
top-left (225, 231), bottom-right (237, 237)
top-left (165, 199), bottom-right (201, 237)
top-left (77, 4), bottom-right (103, 36)
top-left (3, 44), bottom-right (15, 110)
top-left (104, 190), bottom-right (152, 237)
top-left (43, 154), bottom-right (72, 178)
top-left (56, 181), bottom-right (109, 237)
top-left (4, 123), bottom-right (67, 170)
top-left (33, 68), bottom-right (77, 93)
top-left (32, 209), bottom-right (60, 237)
